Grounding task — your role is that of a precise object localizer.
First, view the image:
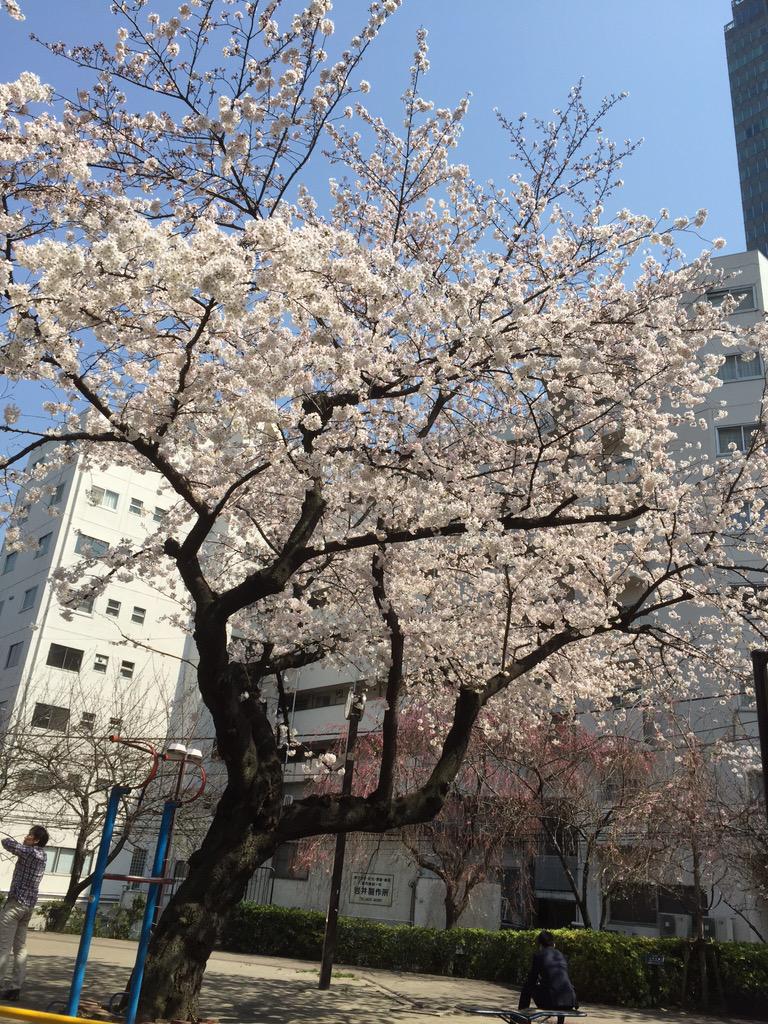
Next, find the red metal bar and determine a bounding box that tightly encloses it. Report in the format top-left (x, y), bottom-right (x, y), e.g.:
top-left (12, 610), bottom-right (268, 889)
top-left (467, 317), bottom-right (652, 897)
top-left (102, 874), bottom-right (175, 885)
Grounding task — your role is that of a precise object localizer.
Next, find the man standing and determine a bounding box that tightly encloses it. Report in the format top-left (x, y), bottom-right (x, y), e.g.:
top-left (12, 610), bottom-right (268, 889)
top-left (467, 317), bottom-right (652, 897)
top-left (0, 826), bottom-right (49, 1002)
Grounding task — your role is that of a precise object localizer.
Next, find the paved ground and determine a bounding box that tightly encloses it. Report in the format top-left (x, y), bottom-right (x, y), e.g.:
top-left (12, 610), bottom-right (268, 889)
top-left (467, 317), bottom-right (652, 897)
top-left (9, 932), bottom-right (753, 1024)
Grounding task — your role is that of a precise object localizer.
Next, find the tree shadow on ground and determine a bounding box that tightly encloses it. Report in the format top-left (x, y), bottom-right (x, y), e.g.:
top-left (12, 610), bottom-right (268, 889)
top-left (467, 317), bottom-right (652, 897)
top-left (18, 955), bottom-right (421, 1024)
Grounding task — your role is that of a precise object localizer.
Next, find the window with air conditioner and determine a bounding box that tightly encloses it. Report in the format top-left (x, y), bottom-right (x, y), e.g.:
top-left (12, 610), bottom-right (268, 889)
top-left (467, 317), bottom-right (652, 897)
top-left (79, 712), bottom-right (96, 733)
top-left (120, 661), bottom-right (134, 679)
top-left (93, 654), bottom-right (109, 673)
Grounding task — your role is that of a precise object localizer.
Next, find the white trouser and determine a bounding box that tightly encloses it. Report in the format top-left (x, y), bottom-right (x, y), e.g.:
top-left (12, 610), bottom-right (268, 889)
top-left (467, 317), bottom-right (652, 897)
top-left (0, 898), bottom-right (33, 990)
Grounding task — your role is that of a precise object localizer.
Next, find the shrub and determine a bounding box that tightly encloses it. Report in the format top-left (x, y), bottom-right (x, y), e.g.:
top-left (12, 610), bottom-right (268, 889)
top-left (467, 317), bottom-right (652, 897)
top-left (40, 896), bottom-right (146, 939)
top-left (219, 904), bottom-right (768, 1016)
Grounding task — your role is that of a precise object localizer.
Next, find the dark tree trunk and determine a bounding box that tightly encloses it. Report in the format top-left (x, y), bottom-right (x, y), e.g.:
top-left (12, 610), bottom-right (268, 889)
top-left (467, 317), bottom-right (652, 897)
top-left (140, 617), bottom-right (286, 1022)
top-left (444, 886), bottom-right (464, 929)
top-left (139, 786), bottom-right (279, 1020)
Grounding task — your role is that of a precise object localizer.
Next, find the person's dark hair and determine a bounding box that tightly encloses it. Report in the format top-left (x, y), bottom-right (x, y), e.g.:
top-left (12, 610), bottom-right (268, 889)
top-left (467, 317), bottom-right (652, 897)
top-left (29, 825), bottom-right (49, 847)
top-left (537, 930), bottom-right (555, 947)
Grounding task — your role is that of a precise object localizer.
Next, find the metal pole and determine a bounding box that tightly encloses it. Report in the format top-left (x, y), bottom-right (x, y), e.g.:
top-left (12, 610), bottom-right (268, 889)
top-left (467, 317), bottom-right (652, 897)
top-left (751, 650), bottom-right (768, 826)
top-left (318, 707), bottom-right (361, 990)
top-left (67, 785), bottom-right (131, 1016)
top-left (124, 800), bottom-right (176, 1024)
top-left (150, 757), bottom-right (186, 928)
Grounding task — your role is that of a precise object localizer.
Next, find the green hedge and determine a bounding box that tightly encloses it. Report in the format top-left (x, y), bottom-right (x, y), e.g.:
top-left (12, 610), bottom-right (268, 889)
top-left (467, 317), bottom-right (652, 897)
top-left (219, 904), bottom-right (768, 1016)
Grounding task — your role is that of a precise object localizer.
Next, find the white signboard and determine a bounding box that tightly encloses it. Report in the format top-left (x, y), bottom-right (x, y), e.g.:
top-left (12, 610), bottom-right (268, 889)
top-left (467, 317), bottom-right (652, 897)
top-left (350, 872), bottom-right (394, 906)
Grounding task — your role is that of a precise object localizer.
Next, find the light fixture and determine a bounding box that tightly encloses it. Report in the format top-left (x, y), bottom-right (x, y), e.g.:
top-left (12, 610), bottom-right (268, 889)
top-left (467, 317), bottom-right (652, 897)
top-left (164, 742), bottom-right (187, 761)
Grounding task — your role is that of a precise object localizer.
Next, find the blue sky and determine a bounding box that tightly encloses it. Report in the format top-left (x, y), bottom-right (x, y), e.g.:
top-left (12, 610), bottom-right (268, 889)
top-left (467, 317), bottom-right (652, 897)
top-left (0, 1), bottom-right (743, 259)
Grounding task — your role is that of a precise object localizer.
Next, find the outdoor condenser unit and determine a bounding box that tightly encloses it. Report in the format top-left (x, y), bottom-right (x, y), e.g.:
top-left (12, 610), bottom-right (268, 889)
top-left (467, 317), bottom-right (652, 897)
top-left (658, 912), bottom-right (692, 937)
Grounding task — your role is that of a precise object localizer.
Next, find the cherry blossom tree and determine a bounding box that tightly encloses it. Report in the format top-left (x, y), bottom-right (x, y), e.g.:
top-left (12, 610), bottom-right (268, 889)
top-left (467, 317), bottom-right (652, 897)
top-left (301, 713), bottom-right (538, 929)
top-left (2, 1), bottom-right (768, 1017)
top-left (507, 718), bottom-right (654, 929)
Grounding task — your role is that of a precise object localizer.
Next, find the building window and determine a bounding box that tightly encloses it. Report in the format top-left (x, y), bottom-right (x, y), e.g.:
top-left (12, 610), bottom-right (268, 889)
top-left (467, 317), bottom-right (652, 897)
top-left (129, 497), bottom-right (144, 516)
top-left (2, 552), bottom-right (17, 575)
top-left (131, 606), bottom-right (146, 625)
top-left (128, 847), bottom-right (147, 889)
top-left (608, 883), bottom-right (657, 925)
top-left (48, 483), bottom-right (66, 506)
top-left (17, 769), bottom-right (56, 793)
top-left (35, 533), bottom-right (53, 559)
top-left (88, 486), bottom-right (119, 510)
top-left (706, 286), bottom-right (756, 312)
top-left (0, 600), bottom-right (4, 619)
top-left (31, 702), bottom-right (70, 731)
top-left (120, 661), bottom-right (135, 679)
top-left (719, 351), bottom-right (764, 381)
top-left (74, 534), bottom-right (110, 557)
top-left (717, 423), bottom-right (758, 454)
top-left (109, 716), bottom-right (123, 731)
top-left (4, 642), bottom-right (23, 669)
top-left (46, 643), bottom-right (84, 672)
top-left (272, 843), bottom-right (309, 881)
top-left (45, 847), bottom-right (94, 876)
top-left (93, 654), bottom-right (109, 673)
top-left (20, 586), bottom-right (38, 612)
top-left (153, 507), bottom-right (167, 523)
top-left (76, 595), bottom-right (95, 614)
top-left (79, 712), bottom-right (96, 733)
top-left (106, 599), bottom-right (121, 617)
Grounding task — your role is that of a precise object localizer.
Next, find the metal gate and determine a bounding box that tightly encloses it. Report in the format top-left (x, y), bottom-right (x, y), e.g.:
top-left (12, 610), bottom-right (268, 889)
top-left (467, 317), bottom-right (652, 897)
top-left (243, 865), bottom-right (275, 905)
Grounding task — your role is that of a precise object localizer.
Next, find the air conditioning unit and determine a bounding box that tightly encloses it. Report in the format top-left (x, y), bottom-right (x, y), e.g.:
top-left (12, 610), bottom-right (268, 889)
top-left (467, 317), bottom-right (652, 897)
top-left (658, 913), bottom-right (692, 937)
top-left (703, 917), bottom-right (734, 942)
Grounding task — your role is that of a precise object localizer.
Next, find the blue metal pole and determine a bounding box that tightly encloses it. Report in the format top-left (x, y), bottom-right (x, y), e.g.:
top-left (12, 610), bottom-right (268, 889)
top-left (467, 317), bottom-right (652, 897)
top-left (67, 785), bottom-right (131, 1016)
top-left (124, 801), bottom-right (176, 1024)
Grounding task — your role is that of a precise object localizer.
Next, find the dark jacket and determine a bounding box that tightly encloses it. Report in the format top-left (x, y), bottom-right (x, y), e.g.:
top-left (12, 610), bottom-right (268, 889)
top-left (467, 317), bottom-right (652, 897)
top-left (518, 946), bottom-right (577, 1010)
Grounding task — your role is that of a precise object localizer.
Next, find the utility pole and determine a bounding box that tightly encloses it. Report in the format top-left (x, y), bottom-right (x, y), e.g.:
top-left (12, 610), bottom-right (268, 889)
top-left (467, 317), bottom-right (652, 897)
top-left (750, 650), bottom-right (768, 826)
top-left (318, 682), bottom-right (366, 990)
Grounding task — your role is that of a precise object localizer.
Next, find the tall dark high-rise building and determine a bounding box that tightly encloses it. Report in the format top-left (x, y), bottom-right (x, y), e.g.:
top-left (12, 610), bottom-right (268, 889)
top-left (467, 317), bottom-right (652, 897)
top-left (725, 0), bottom-right (768, 255)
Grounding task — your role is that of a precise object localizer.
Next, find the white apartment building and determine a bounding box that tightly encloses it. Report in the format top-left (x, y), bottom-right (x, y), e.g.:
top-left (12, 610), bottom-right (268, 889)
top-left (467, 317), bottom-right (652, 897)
top-left (0, 448), bottom-right (192, 906)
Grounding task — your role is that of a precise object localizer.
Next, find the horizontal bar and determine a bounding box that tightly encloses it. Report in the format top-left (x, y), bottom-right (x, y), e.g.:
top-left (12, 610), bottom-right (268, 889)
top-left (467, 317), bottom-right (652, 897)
top-left (0, 1005), bottom-right (106, 1024)
top-left (102, 874), bottom-right (174, 884)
